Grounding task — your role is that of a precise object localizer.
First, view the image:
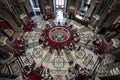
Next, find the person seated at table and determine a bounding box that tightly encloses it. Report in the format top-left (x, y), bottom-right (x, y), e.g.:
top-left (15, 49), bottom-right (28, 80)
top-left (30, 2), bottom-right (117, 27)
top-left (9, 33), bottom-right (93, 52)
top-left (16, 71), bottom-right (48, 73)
top-left (69, 43), bottom-right (73, 51)
top-left (40, 37), bottom-right (47, 44)
top-left (39, 38), bottom-right (43, 44)
top-left (72, 28), bottom-right (77, 34)
top-left (77, 73), bottom-right (89, 80)
top-left (41, 30), bottom-right (46, 35)
top-left (14, 38), bottom-right (21, 49)
top-left (45, 41), bottom-right (49, 46)
top-left (64, 45), bottom-right (69, 51)
top-left (22, 21), bottom-right (33, 31)
top-left (31, 60), bottom-right (36, 70)
top-left (42, 41), bottom-right (49, 48)
top-left (69, 25), bottom-right (73, 29)
top-left (21, 37), bottom-right (25, 44)
top-left (43, 73), bottom-right (53, 80)
top-left (23, 65), bottom-right (32, 75)
top-left (46, 24), bottom-right (50, 29)
top-left (48, 47), bottom-right (52, 53)
top-left (18, 49), bottom-right (25, 56)
top-left (74, 64), bottom-right (80, 70)
top-left (39, 64), bottom-right (44, 75)
top-left (13, 49), bottom-right (20, 57)
top-left (19, 43), bottom-right (25, 49)
top-left (67, 68), bottom-right (75, 80)
top-left (73, 33), bottom-right (79, 38)
top-left (72, 42), bottom-right (76, 50)
top-left (65, 75), bottom-right (69, 80)
top-left (35, 63), bottom-right (44, 75)
top-left (92, 39), bottom-right (99, 46)
top-left (69, 60), bottom-right (74, 65)
top-left (73, 63), bottom-right (81, 75)
top-left (44, 24), bottom-right (50, 32)
top-left (73, 37), bottom-right (80, 43)
top-left (46, 74), bottom-right (53, 80)
top-left (76, 45), bottom-right (81, 52)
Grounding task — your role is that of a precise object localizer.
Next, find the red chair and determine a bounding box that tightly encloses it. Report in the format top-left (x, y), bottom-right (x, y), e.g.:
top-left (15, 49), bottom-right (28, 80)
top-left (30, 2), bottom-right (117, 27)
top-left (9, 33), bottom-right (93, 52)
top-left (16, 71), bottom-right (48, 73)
top-left (22, 71), bottom-right (42, 80)
top-left (47, 14), bottom-right (53, 19)
top-left (31, 20), bottom-right (34, 24)
top-left (22, 22), bottom-right (32, 32)
top-left (31, 60), bottom-right (36, 69)
top-left (23, 20), bottom-right (35, 32)
top-left (13, 39), bottom-right (21, 57)
top-left (29, 12), bottom-right (34, 17)
top-left (0, 21), bottom-right (11, 29)
top-left (95, 40), bottom-right (105, 54)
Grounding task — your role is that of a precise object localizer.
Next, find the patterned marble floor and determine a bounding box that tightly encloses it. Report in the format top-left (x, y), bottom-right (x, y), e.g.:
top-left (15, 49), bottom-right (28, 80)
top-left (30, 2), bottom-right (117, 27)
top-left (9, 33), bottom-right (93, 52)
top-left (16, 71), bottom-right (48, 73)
top-left (20, 16), bottom-right (99, 80)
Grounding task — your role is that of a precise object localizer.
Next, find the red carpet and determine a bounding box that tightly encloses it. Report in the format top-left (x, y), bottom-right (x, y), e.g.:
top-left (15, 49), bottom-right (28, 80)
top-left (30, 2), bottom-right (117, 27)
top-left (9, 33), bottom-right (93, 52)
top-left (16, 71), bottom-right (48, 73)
top-left (45, 26), bottom-right (72, 48)
top-left (0, 21), bottom-right (11, 29)
top-left (22, 20), bottom-right (34, 32)
top-left (95, 40), bottom-right (105, 54)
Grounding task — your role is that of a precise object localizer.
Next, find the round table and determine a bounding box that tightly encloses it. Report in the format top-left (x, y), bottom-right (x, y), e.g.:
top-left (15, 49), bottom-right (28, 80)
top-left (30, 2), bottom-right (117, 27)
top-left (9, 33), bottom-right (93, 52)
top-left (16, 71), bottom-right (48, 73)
top-left (45, 26), bottom-right (72, 48)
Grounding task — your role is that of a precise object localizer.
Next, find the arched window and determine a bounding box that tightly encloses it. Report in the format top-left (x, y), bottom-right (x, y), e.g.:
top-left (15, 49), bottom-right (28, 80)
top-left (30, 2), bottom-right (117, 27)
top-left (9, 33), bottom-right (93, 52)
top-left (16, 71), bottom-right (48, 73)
top-left (55, 0), bottom-right (66, 8)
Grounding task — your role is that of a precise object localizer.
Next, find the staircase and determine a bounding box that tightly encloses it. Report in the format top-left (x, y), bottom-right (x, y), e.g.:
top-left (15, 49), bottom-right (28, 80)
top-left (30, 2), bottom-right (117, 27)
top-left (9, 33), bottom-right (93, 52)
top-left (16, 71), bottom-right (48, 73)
top-left (99, 75), bottom-right (120, 80)
top-left (98, 62), bottom-right (120, 80)
top-left (0, 73), bottom-right (19, 80)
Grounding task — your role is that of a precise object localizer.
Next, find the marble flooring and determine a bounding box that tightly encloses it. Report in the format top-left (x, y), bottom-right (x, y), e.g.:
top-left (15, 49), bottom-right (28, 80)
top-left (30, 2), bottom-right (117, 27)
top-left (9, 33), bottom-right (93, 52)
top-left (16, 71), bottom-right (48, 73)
top-left (18, 15), bottom-right (99, 80)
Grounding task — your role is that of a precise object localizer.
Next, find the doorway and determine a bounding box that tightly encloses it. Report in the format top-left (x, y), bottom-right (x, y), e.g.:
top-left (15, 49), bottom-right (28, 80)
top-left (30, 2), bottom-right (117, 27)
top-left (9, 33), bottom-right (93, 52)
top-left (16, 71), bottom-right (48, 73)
top-left (53, 0), bottom-right (67, 24)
